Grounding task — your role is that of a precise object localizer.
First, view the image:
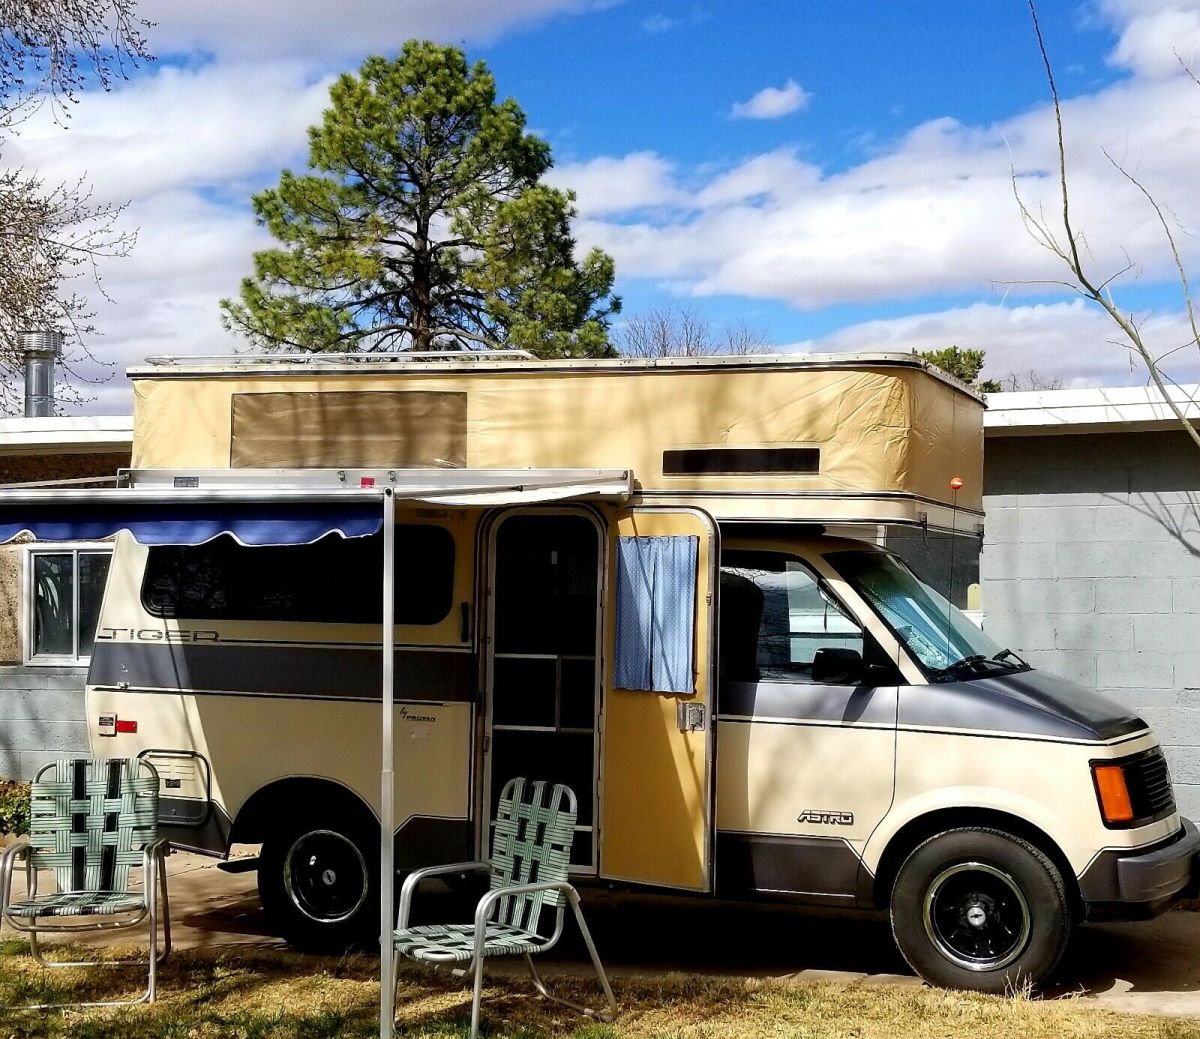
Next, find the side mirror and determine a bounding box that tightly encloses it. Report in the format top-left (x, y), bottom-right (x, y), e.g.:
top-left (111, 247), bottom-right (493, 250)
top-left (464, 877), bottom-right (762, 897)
top-left (812, 649), bottom-right (894, 687)
top-left (811, 647), bottom-right (864, 685)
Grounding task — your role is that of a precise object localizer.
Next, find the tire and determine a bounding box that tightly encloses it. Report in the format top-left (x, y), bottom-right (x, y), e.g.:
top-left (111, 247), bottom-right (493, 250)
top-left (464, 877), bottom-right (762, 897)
top-left (258, 810), bottom-right (379, 952)
top-left (889, 827), bottom-right (1071, 993)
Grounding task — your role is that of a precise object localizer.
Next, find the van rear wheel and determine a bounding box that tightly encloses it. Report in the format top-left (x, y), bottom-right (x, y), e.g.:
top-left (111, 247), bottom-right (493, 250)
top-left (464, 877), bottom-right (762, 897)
top-left (889, 827), bottom-right (1071, 993)
top-left (259, 815), bottom-right (379, 952)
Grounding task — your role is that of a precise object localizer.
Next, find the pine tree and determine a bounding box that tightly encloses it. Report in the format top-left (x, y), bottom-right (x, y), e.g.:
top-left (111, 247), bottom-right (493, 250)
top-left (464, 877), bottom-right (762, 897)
top-left (222, 42), bottom-right (620, 358)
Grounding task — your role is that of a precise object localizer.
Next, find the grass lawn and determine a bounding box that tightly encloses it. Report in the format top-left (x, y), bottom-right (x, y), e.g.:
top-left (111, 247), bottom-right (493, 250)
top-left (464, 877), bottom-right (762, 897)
top-left (1, 940), bottom-right (1198, 1039)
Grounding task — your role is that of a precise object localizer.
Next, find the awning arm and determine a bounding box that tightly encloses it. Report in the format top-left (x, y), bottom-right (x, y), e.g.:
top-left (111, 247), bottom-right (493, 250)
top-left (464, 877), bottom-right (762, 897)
top-left (380, 488), bottom-right (396, 1033)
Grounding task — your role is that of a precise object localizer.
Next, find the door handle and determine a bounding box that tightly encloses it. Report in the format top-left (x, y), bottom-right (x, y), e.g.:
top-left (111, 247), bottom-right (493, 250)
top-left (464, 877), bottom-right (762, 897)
top-left (677, 700), bottom-right (706, 733)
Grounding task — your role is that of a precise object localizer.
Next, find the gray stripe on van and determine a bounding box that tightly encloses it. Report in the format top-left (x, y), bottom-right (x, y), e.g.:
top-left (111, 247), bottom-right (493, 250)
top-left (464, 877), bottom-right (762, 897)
top-left (718, 681), bottom-right (897, 726)
top-left (88, 642), bottom-right (474, 702)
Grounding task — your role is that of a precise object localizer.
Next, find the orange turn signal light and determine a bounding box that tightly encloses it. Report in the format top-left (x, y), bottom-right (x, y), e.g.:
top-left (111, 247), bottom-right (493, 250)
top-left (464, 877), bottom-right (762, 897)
top-left (1092, 764), bottom-right (1135, 824)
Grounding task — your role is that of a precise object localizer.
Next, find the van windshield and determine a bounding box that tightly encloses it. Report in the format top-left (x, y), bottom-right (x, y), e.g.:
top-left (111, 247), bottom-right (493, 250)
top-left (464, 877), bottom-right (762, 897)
top-left (825, 549), bottom-right (1030, 682)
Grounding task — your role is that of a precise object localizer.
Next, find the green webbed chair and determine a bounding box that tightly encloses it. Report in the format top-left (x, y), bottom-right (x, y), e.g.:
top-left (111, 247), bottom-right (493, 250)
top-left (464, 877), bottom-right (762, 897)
top-left (393, 777), bottom-right (616, 1039)
top-left (0, 757), bottom-right (172, 1008)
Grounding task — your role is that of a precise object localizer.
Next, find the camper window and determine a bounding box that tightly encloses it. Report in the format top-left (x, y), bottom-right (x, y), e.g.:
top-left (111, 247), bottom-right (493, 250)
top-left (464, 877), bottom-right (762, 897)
top-left (663, 447), bottom-right (820, 476)
top-left (719, 550), bottom-right (862, 684)
top-left (142, 526), bottom-right (454, 625)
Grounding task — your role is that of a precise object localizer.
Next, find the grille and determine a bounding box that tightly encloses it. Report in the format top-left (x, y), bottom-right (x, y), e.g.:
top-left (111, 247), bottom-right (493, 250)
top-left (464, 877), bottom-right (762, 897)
top-left (1123, 748), bottom-right (1177, 823)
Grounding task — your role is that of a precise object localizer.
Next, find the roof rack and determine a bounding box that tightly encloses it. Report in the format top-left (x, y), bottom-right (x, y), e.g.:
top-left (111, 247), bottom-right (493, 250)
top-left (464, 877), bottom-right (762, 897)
top-left (142, 350), bottom-right (536, 366)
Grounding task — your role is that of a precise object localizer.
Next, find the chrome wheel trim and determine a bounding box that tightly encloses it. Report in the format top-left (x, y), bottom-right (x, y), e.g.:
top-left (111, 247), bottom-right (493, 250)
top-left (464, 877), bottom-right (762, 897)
top-left (282, 828), bottom-right (369, 925)
top-left (922, 861), bottom-right (1032, 972)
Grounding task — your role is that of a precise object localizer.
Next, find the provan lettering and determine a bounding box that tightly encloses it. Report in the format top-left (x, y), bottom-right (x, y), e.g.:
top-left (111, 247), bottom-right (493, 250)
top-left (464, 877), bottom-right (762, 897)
top-left (398, 706), bottom-right (437, 723)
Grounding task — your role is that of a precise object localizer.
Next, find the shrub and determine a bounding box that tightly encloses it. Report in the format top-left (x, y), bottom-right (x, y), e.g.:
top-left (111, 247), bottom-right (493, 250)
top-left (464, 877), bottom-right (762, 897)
top-left (0, 782), bottom-right (30, 836)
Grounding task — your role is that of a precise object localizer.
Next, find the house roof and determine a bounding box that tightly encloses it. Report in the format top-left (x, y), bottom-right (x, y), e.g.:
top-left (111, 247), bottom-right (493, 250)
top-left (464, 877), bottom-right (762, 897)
top-left (0, 416), bottom-right (134, 455)
top-left (984, 384), bottom-right (1200, 437)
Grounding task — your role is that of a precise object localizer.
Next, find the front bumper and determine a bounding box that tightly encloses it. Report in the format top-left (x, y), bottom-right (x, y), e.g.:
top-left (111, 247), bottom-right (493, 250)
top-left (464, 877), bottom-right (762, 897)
top-left (1079, 817), bottom-right (1200, 919)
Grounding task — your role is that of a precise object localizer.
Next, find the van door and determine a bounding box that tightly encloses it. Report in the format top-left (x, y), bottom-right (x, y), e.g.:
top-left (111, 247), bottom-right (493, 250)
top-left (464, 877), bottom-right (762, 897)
top-left (713, 548), bottom-right (898, 902)
top-left (599, 507), bottom-right (717, 892)
top-left (484, 510), bottom-right (603, 870)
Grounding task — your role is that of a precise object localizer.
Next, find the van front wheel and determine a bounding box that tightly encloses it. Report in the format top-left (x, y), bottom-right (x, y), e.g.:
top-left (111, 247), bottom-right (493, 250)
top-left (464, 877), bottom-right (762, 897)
top-left (890, 827), bottom-right (1071, 993)
top-left (259, 816), bottom-right (379, 952)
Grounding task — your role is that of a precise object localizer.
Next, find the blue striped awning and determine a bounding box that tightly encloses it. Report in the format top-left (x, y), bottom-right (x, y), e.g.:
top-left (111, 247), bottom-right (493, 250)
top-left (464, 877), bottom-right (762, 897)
top-left (0, 501), bottom-right (383, 547)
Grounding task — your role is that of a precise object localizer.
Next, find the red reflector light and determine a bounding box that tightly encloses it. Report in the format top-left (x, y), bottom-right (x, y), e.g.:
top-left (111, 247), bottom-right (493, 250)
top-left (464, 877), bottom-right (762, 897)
top-left (115, 719), bottom-right (138, 734)
top-left (360, 476), bottom-right (376, 487)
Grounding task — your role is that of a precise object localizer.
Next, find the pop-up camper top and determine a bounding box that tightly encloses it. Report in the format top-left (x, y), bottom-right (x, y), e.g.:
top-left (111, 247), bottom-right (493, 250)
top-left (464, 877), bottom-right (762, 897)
top-left (126, 351), bottom-right (984, 532)
top-left (2, 350), bottom-right (1191, 999)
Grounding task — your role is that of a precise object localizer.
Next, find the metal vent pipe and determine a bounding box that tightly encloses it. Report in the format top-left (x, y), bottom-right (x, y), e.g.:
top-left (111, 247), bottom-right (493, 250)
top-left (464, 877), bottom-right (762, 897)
top-left (20, 330), bottom-right (64, 418)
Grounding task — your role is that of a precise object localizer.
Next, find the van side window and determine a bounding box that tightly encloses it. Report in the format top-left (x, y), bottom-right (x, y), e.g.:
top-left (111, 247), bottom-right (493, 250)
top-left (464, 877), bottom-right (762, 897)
top-left (142, 526), bottom-right (454, 625)
top-left (720, 550), bottom-right (863, 684)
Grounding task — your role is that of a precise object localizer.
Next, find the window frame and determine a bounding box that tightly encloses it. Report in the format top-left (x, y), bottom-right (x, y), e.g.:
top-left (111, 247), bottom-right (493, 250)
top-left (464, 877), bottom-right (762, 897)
top-left (22, 542), bottom-right (114, 666)
top-left (720, 548), bottom-right (865, 685)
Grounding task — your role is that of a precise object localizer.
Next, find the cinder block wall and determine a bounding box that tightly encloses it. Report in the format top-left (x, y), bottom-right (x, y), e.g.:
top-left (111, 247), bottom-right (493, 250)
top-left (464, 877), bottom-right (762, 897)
top-left (0, 666), bottom-right (89, 779)
top-left (982, 429), bottom-right (1200, 816)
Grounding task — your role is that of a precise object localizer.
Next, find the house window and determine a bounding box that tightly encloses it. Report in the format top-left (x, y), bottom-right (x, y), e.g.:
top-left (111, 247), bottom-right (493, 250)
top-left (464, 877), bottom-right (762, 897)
top-left (26, 547), bottom-right (112, 663)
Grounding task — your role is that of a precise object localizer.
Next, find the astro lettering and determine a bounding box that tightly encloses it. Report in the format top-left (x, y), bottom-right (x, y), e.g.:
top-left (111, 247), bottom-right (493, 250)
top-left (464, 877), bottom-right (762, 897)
top-left (797, 809), bottom-right (854, 826)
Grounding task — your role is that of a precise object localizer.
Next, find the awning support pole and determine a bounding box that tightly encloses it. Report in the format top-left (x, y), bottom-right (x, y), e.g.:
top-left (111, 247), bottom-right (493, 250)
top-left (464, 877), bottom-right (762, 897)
top-left (380, 488), bottom-right (396, 1036)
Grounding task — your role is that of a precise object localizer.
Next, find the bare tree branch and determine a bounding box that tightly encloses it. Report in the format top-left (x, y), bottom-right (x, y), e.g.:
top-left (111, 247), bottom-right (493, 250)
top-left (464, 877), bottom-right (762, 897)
top-left (0, 168), bottom-right (135, 411)
top-left (0, 0), bottom-right (153, 122)
top-left (616, 303), bottom-right (770, 358)
top-left (1018, 0), bottom-right (1200, 450)
top-left (0, 0), bottom-right (150, 412)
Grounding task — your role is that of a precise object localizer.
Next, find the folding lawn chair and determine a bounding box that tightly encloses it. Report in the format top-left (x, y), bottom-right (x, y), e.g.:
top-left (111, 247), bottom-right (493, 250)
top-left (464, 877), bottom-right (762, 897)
top-left (392, 777), bottom-right (616, 1039)
top-left (0, 757), bottom-right (171, 1008)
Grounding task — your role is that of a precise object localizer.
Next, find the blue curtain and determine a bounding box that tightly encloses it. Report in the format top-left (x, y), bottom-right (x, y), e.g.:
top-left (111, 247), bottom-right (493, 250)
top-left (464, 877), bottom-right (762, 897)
top-left (614, 535), bottom-right (698, 694)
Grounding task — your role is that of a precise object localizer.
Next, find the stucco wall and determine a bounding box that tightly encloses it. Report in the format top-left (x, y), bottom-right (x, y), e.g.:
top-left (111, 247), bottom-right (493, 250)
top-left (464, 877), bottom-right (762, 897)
top-left (0, 541), bottom-right (24, 663)
top-left (982, 429), bottom-right (1200, 816)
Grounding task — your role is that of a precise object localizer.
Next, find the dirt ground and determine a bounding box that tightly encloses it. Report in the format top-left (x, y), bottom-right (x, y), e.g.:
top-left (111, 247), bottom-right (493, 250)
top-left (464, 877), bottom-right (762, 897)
top-left (9, 849), bottom-right (1200, 1019)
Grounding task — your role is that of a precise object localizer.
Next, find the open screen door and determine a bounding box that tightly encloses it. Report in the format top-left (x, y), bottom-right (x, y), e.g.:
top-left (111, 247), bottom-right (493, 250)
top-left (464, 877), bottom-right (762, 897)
top-left (599, 507), bottom-right (716, 892)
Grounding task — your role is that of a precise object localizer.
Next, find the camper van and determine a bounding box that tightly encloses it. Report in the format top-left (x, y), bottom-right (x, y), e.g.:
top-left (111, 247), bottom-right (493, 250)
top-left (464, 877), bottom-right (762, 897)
top-left (57, 352), bottom-right (1198, 993)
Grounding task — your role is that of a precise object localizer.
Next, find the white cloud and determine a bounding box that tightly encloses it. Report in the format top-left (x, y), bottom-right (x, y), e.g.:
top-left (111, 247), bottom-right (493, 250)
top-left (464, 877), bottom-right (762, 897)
top-left (547, 152), bottom-right (681, 215)
top-left (1101, 0), bottom-right (1200, 77)
top-left (787, 301), bottom-right (1200, 389)
top-left (3, 62), bottom-right (332, 201)
top-left (642, 14), bottom-right (675, 34)
top-left (59, 189), bottom-right (262, 413)
top-left (149, 0), bottom-right (618, 60)
top-left (730, 79), bottom-right (811, 120)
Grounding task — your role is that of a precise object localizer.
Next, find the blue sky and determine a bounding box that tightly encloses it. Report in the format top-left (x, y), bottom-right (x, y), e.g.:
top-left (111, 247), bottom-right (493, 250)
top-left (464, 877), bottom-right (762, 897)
top-left (6, 0), bottom-right (1200, 410)
top-left (488, 3), bottom-right (1099, 171)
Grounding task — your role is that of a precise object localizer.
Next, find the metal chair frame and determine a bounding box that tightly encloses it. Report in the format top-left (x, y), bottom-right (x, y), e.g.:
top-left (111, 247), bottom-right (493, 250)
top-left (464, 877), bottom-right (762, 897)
top-left (392, 779), bottom-right (616, 1039)
top-left (0, 758), bottom-right (172, 1009)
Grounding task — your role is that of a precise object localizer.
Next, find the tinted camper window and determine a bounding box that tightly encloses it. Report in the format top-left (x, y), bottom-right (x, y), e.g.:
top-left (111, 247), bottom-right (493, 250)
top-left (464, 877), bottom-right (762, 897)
top-left (142, 526), bottom-right (454, 625)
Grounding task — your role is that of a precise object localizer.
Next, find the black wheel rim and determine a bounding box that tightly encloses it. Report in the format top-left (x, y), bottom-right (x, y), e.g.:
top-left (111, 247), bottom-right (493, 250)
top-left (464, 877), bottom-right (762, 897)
top-left (922, 861), bottom-right (1032, 971)
top-left (283, 829), bottom-right (369, 924)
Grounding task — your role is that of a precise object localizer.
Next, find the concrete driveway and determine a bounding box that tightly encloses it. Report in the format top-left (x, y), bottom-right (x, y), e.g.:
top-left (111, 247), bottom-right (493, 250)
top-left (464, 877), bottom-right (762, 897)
top-left (12, 850), bottom-right (1200, 1018)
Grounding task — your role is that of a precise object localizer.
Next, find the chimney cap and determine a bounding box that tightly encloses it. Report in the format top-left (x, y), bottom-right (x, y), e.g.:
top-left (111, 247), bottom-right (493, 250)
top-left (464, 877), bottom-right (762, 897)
top-left (18, 330), bottom-right (64, 357)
